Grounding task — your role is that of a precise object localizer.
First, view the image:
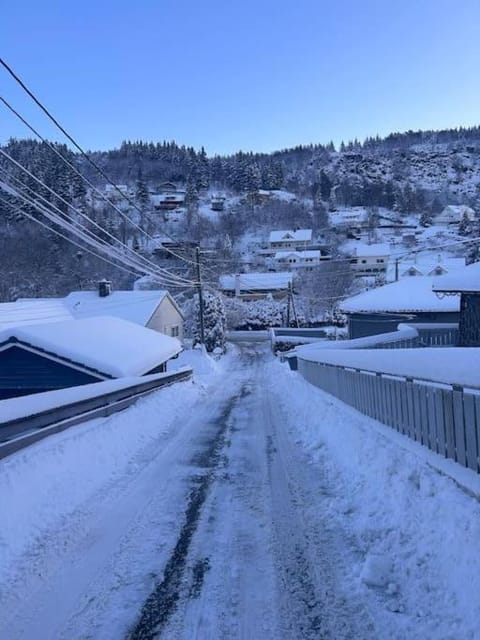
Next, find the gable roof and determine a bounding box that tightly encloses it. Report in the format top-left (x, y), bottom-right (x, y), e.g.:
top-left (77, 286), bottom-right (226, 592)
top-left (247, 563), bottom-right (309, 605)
top-left (269, 229), bottom-right (312, 243)
top-left (340, 276), bottom-right (460, 314)
top-left (219, 272), bottom-right (293, 292)
top-left (63, 290), bottom-right (174, 325)
top-left (0, 317), bottom-right (182, 378)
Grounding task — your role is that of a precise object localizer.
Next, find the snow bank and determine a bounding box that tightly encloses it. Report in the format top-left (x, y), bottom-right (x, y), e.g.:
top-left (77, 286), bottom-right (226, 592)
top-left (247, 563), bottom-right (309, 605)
top-left (267, 358), bottom-right (480, 639)
top-left (0, 347), bottom-right (223, 582)
top-left (296, 346), bottom-right (480, 389)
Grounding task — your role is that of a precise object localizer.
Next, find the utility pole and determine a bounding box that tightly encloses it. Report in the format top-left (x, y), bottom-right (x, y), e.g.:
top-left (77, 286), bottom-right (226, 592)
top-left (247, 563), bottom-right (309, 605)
top-left (286, 283), bottom-right (291, 327)
top-left (290, 281), bottom-right (300, 328)
top-left (395, 257), bottom-right (399, 282)
top-left (195, 246), bottom-right (205, 344)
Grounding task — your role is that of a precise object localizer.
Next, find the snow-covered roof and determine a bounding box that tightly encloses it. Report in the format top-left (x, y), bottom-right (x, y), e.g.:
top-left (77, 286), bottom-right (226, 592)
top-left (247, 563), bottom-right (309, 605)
top-left (274, 250), bottom-right (321, 260)
top-left (340, 276), bottom-right (460, 314)
top-left (386, 256), bottom-right (466, 281)
top-left (0, 299), bottom-right (73, 329)
top-left (344, 242), bottom-right (391, 257)
top-left (63, 290), bottom-right (171, 325)
top-left (219, 272), bottom-right (293, 291)
top-left (0, 317), bottom-right (182, 378)
top-left (442, 205), bottom-right (475, 214)
top-left (432, 261), bottom-right (480, 293)
top-left (269, 229), bottom-right (312, 243)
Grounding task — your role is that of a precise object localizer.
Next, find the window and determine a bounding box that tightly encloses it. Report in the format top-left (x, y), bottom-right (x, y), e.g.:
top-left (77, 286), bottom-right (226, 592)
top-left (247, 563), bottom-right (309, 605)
top-left (170, 326), bottom-right (179, 337)
top-left (376, 258), bottom-right (384, 263)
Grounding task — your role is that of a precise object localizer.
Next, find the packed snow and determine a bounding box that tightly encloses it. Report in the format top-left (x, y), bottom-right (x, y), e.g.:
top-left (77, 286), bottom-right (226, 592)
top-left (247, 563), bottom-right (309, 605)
top-left (1, 345), bottom-right (479, 639)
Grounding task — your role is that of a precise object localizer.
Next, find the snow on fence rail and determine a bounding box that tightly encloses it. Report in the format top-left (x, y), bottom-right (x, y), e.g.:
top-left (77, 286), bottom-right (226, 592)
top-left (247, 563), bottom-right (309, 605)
top-left (296, 357), bottom-right (480, 474)
top-left (0, 367), bottom-right (193, 459)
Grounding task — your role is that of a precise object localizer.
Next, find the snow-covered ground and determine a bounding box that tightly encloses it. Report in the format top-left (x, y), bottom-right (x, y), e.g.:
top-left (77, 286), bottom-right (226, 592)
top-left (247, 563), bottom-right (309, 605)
top-left (1, 345), bottom-right (479, 639)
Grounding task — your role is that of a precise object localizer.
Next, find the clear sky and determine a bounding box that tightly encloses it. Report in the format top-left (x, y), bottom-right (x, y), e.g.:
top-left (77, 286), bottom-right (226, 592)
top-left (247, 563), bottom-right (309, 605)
top-left (1, 0), bottom-right (480, 155)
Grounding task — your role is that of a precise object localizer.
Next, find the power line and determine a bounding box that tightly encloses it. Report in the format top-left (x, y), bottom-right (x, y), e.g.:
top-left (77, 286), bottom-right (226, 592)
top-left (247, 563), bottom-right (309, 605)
top-left (0, 153), bottom-right (196, 287)
top-left (0, 195), bottom-right (142, 279)
top-left (0, 174), bottom-right (194, 288)
top-left (0, 62), bottom-right (206, 267)
top-left (0, 148), bottom-right (195, 285)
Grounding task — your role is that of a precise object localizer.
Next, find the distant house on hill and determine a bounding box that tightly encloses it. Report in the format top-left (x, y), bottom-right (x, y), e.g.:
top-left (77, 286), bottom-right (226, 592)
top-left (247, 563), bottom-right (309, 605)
top-left (0, 317), bottom-right (182, 399)
top-left (433, 261), bottom-right (480, 346)
top-left (436, 205), bottom-right (476, 225)
top-left (219, 272), bottom-right (293, 300)
top-left (272, 250), bottom-right (324, 271)
top-left (151, 191), bottom-right (186, 211)
top-left (346, 243), bottom-right (390, 277)
top-left (268, 229), bottom-right (312, 251)
top-left (103, 184), bottom-right (130, 202)
top-left (340, 276), bottom-right (460, 339)
top-left (386, 255), bottom-right (466, 282)
top-left (211, 195), bottom-right (226, 211)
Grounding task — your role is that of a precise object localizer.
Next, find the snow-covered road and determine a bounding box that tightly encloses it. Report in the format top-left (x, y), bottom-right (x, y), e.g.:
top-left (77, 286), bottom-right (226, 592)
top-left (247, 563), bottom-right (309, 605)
top-left (1, 345), bottom-right (480, 639)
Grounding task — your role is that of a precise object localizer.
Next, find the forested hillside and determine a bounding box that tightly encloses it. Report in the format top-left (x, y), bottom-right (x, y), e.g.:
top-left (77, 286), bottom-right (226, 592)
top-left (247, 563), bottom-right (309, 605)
top-left (1, 125), bottom-right (480, 301)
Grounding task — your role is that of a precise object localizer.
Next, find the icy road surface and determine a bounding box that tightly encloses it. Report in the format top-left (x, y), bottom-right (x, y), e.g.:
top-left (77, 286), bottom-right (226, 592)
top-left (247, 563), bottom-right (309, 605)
top-left (1, 344), bottom-right (479, 639)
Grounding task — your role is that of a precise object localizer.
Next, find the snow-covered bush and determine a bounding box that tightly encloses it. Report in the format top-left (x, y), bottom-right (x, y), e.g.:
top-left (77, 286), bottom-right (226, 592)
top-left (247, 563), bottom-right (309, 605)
top-left (186, 291), bottom-right (227, 353)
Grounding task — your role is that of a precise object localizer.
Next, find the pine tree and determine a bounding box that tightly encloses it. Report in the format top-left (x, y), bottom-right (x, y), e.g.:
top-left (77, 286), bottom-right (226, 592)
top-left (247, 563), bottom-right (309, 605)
top-left (192, 291), bottom-right (226, 352)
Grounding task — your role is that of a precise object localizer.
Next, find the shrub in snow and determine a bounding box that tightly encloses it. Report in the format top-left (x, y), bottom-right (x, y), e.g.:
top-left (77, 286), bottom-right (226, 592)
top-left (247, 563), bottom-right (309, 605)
top-left (223, 295), bottom-right (284, 330)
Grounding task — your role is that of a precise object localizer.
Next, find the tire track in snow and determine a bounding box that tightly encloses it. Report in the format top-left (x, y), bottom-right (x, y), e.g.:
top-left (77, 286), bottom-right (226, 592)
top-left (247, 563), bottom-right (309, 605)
top-left (127, 384), bottom-right (251, 640)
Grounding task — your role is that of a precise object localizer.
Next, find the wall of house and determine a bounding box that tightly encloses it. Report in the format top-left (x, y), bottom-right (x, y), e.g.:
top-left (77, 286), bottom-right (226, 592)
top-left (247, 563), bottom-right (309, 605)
top-left (348, 311), bottom-right (460, 339)
top-left (147, 297), bottom-right (184, 340)
top-left (459, 294), bottom-right (480, 347)
top-left (0, 345), bottom-right (102, 399)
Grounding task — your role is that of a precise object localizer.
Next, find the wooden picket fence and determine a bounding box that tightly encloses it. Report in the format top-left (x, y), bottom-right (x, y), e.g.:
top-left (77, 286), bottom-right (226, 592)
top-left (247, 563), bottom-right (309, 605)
top-left (297, 357), bottom-right (480, 473)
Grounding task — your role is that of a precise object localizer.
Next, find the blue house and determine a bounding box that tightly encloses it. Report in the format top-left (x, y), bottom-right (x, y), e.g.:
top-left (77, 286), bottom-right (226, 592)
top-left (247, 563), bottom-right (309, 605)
top-left (0, 316), bottom-right (182, 400)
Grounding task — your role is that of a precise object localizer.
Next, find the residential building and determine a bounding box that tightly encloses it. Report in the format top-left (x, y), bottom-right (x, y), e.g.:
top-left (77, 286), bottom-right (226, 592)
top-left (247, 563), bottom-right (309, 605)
top-left (433, 261), bottom-right (480, 346)
top-left (435, 205), bottom-right (476, 225)
top-left (272, 250), bottom-right (325, 271)
top-left (268, 229), bottom-right (313, 251)
top-left (340, 276), bottom-right (460, 339)
top-left (17, 284), bottom-right (184, 341)
top-left (0, 317), bottom-right (182, 399)
top-left (347, 243), bottom-right (390, 277)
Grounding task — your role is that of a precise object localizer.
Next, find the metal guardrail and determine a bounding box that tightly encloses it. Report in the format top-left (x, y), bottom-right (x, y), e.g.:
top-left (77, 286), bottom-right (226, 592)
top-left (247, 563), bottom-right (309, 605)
top-left (0, 368), bottom-right (192, 460)
top-left (297, 357), bottom-right (480, 473)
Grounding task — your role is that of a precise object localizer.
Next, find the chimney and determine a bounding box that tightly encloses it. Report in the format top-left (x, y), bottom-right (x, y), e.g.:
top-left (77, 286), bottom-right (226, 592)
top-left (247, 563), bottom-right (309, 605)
top-left (98, 279), bottom-right (112, 297)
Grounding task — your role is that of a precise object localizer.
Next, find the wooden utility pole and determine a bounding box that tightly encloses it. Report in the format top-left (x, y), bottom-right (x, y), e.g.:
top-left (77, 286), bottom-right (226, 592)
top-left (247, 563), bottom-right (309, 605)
top-left (290, 281), bottom-right (300, 328)
top-left (195, 246), bottom-right (205, 344)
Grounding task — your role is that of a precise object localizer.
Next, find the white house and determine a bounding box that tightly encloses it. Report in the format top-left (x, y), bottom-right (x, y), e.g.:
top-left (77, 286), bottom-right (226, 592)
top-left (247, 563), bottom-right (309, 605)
top-left (268, 229), bottom-right (312, 251)
top-left (17, 284), bottom-right (184, 341)
top-left (151, 191), bottom-right (186, 212)
top-left (346, 243), bottom-right (390, 277)
top-left (435, 205), bottom-right (476, 225)
top-left (272, 250), bottom-right (324, 271)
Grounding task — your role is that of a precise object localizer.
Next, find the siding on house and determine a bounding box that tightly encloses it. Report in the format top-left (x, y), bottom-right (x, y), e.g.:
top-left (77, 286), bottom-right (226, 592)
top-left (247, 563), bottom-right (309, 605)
top-left (348, 311), bottom-right (460, 339)
top-left (146, 296), bottom-right (184, 340)
top-left (0, 344), bottom-right (103, 399)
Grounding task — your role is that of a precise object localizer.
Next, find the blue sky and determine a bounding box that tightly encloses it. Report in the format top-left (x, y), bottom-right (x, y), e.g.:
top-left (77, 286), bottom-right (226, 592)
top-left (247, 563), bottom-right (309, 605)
top-left (1, 0), bottom-right (480, 154)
